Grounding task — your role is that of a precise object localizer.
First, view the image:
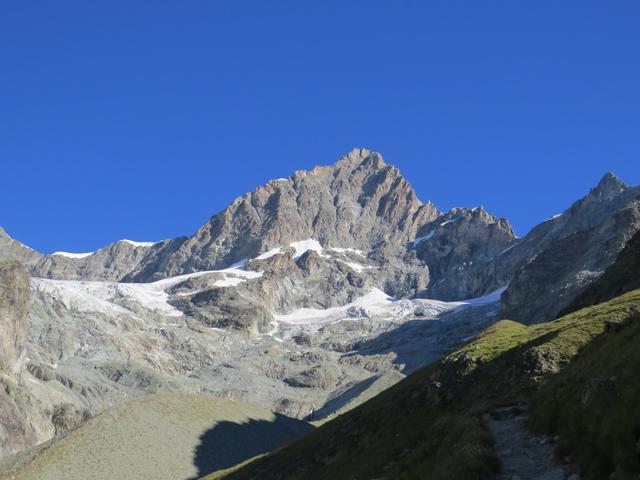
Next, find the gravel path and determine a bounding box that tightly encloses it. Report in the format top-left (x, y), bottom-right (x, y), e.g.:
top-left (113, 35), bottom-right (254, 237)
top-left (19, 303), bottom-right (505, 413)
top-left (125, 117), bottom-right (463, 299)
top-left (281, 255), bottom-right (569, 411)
top-left (485, 406), bottom-right (565, 480)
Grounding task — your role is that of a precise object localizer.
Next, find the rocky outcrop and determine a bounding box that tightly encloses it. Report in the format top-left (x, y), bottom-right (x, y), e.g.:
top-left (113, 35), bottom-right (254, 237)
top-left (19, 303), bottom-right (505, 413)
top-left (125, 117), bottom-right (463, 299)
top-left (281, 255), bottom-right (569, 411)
top-left (557, 226), bottom-right (640, 317)
top-left (175, 287), bottom-right (274, 333)
top-left (0, 260), bottom-right (35, 457)
top-left (0, 260), bottom-right (30, 378)
top-left (0, 387), bottom-right (36, 458)
top-left (0, 228), bottom-right (43, 269)
top-left (413, 207), bottom-right (516, 300)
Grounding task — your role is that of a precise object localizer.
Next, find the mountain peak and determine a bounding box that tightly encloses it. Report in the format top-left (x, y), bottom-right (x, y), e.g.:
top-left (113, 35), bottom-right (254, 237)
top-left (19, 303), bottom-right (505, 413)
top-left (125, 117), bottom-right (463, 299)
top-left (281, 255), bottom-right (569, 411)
top-left (594, 172), bottom-right (627, 194)
top-left (334, 147), bottom-right (385, 169)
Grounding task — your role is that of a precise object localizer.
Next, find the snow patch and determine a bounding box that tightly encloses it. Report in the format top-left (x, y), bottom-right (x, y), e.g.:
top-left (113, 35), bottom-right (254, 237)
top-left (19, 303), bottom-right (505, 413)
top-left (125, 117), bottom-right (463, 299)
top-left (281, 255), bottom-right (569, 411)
top-left (255, 248), bottom-right (282, 260)
top-left (329, 247), bottom-right (366, 257)
top-left (459, 286), bottom-right (507, 306)
top-left (440, 217), bottom-right (462, 226)
top-left (487, 242), bottom-right (522, 262)
top-left (119, 239), bottom-right (157, 248)
top-left (290, 239), bottom-right (324, 259)
top-left (31, 266), bottom-right (265, 319)
top-left (276, 288), bottom-right (395, 326)
top-left (150, 267), bottom-right (262, 289)
top-left (337, 260), bottom-right (371, 273)
top-left (411, 230), bottom-right (435, 247)
top-left (274, 285), bottom-right (507, 330)
top-left (32, 277), bottom-right (183, 317)
top-left (252, 240), bottom-right (372, 264)
top-left (51, 251), bottom-right (94, 259)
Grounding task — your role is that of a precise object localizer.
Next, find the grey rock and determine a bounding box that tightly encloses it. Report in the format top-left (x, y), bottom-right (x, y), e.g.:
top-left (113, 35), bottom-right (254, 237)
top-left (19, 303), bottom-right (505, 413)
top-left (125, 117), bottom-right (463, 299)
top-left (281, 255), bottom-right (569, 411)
top-left (125, 148), bottom-right (440, 291)
top-left (51, 403), bottom-right (90, 436)
top-left (500, 172), bottom-right (640, 323)
top-left (0, 386), bottom-right (36, 458)
top-left (0, 260), bottom-right (30, 378)
top-left (0, 228), bottom-right (43, 269)
top-left (32, 239), bottom-right (173, 282)
top-left (413, 206), bottom-right (516, 300)
top-left (174, 286), bottom-right (274, 333)
top-left (284, 366), bottom-right (339, 389)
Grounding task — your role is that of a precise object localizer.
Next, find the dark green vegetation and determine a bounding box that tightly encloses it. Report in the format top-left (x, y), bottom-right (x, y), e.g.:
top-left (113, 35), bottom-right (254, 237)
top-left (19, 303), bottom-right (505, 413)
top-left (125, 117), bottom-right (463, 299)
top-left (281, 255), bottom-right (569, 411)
top-left (529, 310), bottom-right (640, 479)
top-left (212, 289), bottom-right (640, 480)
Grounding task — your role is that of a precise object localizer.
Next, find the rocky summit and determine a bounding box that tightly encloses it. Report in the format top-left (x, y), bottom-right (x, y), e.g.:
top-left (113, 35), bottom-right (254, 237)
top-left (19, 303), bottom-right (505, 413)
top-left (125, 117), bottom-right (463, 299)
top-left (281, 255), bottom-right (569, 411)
top-left (0, 149), bottom-right (639, 480)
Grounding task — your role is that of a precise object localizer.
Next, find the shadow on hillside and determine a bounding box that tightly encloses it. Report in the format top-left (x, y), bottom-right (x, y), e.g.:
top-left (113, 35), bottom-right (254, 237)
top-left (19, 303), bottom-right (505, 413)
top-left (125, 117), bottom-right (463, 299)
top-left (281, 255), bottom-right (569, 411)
top-left (352, 305), bottom-right (497, 373)
top-left (187, 414), bottom-right (313, 479)
top-left (313, 374), bottom-right (378, 420)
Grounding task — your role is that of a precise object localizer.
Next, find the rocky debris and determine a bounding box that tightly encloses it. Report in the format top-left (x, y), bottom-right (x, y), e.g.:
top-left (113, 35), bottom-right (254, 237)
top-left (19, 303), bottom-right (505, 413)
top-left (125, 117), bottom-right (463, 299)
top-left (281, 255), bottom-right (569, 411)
top-left (51, 403), bottom-right (91, 436)
top-left (273, 398), bottom-right (315, 419)
top-left (0, 260), bottom-right (30, 378)
top-left (520, 348), bottom-right (562, 378)
top-left (485, 406), bottom-right (565, 480)
top-left (174, 287), bottom-right (274, 333)
top-left (339, 353), bottom-right (398, 373)
top-left (346, 306), bottom-right (371, 318)
top-left (0, 386), bottom-right (36, 458)
top-left (284, 366), bottom-right (339, 389)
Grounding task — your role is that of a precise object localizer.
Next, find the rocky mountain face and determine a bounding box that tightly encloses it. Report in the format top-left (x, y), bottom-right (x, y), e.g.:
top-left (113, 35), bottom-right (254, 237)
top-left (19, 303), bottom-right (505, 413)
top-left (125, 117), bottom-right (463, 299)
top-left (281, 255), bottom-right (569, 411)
top-left (557, 226), bottom-right (640, 317)
top-left (2, 150), bottom-right (639, 324)
top-left (0, 260), bottom-right (36, 457)
top-left (499, 173), bottom-right (640, 323)
top-left (125, 149), bottom-right (438, 281)
top-left (3, 149), bottom-right (639, 324)
top-left (0, 260), bottom-right (30, 378)
top-left (13, 149), bottom-right (515, 303)
top-left (412, 206), bottom-right (516, 300)
top-left (1, 148), bottom-right (639, 465)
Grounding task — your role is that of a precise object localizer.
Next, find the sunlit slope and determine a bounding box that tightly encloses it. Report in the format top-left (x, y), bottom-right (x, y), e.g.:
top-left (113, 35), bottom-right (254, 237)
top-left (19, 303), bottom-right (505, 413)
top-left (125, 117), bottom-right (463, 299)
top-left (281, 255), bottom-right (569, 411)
top-left (4, 394), bottom-right (311, 480)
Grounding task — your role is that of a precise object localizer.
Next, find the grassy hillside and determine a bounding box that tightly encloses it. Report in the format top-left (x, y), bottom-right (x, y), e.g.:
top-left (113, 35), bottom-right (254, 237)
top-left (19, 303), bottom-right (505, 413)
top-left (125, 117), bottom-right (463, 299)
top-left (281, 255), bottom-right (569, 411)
top-left (2, 394), bottom-right (311, 480)
top-left (529, 310), bottom-right (640, 479)
top-left (215, 289), bottom-right (640, 480)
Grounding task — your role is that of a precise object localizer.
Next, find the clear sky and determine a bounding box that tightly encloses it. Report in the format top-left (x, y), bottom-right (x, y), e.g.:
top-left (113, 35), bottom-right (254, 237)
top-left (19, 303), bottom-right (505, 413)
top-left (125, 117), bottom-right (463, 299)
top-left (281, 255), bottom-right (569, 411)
top-left (1, 1), bottom-right (639, 253)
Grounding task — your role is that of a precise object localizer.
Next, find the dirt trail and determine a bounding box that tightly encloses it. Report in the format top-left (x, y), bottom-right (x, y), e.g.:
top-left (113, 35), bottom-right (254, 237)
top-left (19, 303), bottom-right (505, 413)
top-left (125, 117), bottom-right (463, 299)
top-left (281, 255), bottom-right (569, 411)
top-left (484, 406), bottom-right (565, 480)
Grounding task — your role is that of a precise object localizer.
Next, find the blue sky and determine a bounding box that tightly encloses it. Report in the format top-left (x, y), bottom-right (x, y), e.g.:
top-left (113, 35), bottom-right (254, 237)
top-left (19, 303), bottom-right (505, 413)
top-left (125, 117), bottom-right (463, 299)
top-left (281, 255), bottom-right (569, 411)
top-left (1, 1), bottom-right (639, 253)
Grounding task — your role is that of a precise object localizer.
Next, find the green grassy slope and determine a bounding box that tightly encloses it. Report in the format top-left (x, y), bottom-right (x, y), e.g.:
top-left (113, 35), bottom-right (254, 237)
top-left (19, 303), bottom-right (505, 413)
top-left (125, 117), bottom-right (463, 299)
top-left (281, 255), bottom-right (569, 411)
top-left (529, 311), bottom-right (640, 479)
top-left (215, 289), bottom-right (640, 480)
top-left (3, 394), bottom-right (311, 480)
